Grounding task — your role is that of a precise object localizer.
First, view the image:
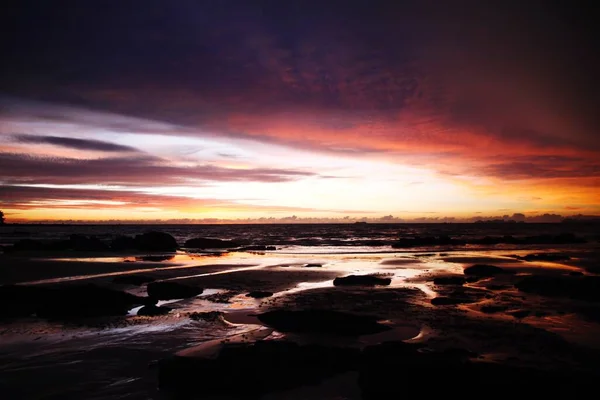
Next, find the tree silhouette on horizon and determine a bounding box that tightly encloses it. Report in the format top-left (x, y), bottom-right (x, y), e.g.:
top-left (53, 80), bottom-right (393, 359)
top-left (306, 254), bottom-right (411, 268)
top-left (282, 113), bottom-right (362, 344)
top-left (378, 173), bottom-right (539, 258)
top-left (0, 210), bottom-right (5, 225)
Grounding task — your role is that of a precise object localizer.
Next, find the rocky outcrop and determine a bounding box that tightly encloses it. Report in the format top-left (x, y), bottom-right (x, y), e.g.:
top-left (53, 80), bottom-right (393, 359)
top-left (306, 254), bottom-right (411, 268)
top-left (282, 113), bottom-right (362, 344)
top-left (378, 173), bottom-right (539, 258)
top-left (257, 309), bottom-right (390, 336)
top-left (515, 275), bottom-right (600, 302)
top-left (134, 232), bottom-right (178, 252)
top-left (137, 305), bottom-right (171, 316)
top-left (147, 281), bottom-right (203, 300)
top-left (246, 290), bottom-right (273, 298)
top-left (463, 264), bottom-right (513, 277)
top-left (333, 275), bottom-right (391, 286)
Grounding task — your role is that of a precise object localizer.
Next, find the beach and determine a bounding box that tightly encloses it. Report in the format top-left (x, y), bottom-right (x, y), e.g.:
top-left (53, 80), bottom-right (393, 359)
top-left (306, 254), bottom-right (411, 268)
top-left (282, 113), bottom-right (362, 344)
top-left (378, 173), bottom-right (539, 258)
top-left (1, 223), bottom-right (600, 398)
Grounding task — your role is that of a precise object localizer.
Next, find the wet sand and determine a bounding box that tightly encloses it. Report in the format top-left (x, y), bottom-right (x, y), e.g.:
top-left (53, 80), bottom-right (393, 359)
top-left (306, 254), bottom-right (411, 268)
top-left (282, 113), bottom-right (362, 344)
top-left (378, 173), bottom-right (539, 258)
top-left (2, 246), bottom-right (600, 398)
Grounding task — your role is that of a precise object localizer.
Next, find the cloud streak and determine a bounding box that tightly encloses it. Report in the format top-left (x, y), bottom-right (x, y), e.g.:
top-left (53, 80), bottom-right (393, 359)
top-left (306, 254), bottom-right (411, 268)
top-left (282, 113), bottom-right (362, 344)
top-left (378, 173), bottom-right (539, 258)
top-left (13, 134), bottom-right (139, 153)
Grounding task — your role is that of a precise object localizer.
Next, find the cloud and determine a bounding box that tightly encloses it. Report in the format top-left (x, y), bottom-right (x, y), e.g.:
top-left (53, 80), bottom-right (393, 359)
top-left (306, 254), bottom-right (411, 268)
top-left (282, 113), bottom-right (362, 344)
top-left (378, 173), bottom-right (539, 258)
top-left (0, 153), bottom-right (318, 186)
top-left (13, 134), bottom-right (139, 152)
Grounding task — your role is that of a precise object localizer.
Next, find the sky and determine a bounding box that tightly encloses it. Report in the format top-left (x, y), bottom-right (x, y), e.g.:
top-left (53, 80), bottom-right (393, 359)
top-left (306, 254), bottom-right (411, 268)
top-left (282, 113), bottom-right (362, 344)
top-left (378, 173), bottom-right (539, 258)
top-left (1, 0), bottom-right (599, 223)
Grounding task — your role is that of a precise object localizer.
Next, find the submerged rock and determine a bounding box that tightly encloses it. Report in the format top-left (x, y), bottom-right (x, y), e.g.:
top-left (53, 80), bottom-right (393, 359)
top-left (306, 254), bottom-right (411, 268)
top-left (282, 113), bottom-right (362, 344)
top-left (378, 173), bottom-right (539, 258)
top-left (515, 275), bottom-right (600, 302)
top-left (246, 290), bottom-right (273, 298)
top-left (134, 232), bottom-right (178, 252)
top-left (137, 305), bottom-right (171, 316)
top-left (0, 284), bottom-right (149, 319)
top-left (147, 281), bottom-right (203, 300)
top-left (463, 264), bottom-right (513, 277)
top-left (433, 275), bottom-right (466, 285)
top-left (333, 275), bottom-right (392, 286)
top-left (158, 341), bottom-right (360, 397)
top-left (184, 237), bottom-right (239, 249)
top-left (112, 274), bottom-right (155, 285)
top-left (257, 309), bottom-right (390, 336)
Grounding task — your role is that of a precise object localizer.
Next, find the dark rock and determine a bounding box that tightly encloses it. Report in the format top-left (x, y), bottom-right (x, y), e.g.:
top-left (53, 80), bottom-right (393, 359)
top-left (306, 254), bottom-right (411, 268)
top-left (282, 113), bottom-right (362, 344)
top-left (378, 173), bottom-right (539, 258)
top-left (304, 263), bottom-right (322, 268)
top-left (147, 281), bottom-right (203, 300)
top-left (464, 264), bottom-right (513, 277)
top-left (110, 235), bottom-right (137, 251)
top-left (392, 236), bottom-right (466, 248)
top-left (112, 274), bottom-right (155, 286)
top-left (158, 341), bottom-right (360, 397)
top-left (246, 291), bottom-right (273, 298)
top-left (431, 296), bottom-right (467, 306)
top-left (134, 232), bottom-right (178, 252)
top-left (0, 284), bottom-right (148, 319)
top-left (570, 271), bottom-right (584, 276)
top-left (358, 341), bottom-right (596, 399)
top-left (188, 311), bottom-right (224, 322)
top-left (137, 305), bottom-right (171, 316)
top-left (11, 239), bottom-right (46, 252)
top-left (481, 305), bottom-right (508, 314)
top-left (515, 275), bottom-right (600, 302)
top-left (257, 309), bottom-right (391, 336)
top-left (486, 284), bottom-right (511, 290)
top-left (433, 275), bottom-right (466, 285)
top-left (184, 237), bottom-right (239, 249)
top-left (333, 275), bottom-right (391, 286)
top-left (68, 234), bottom-right (108, 251)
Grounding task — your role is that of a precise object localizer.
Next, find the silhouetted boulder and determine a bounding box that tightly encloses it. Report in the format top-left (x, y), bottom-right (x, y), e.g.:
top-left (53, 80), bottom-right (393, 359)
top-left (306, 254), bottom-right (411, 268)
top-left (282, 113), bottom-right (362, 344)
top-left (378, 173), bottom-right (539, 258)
top-left (110, 235), bottom-right (137, 251)
top-left (333, 275), bottom-right (392, 286)
top-left (11, 239), bottom-right (46, 252)
top-left (147, 281), bottom-right (203, 300)
top-left (304, 263), bottom-right (322, 268)
top-left (184, 237), bottom-right (239, 249)
top-left (246, 290), bottom-right (273, 298)
top-left (433, 275), bottom-right (466, 285)
top-left (134, 232), bottom-right (178, 252)
top-left (463, 264), bottom-right (512, 277)
top-left (68, 234), bottom-right (108, 251)
top-left (257, 309), bottom-right (390, 336)
top-left (515, 275), bottom-right (600, 302)
top-left (135, 255), bottom-right (175, 262)
top-left (431, 296), bottom-right (469, 305)
top-left (112, 274), bottom-right (155, 286)
top-left (158, 341), bottom-right (360, 397)
top-left (137, 305), bottom-right (171, 316)
top-left (0, 284), bottom-right (150, 319)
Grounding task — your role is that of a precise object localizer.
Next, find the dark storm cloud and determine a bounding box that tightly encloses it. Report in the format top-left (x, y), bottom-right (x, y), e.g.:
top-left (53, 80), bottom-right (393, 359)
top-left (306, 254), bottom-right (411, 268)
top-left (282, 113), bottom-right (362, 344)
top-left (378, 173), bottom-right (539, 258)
top-left (479, 156), bottom-right (600, 180)
top-left (1, 0), bottom-right (598, 175)
top-left (0, 153), bottom-right (317, 185)
top-left (14, 134), bottom-right (139, 152)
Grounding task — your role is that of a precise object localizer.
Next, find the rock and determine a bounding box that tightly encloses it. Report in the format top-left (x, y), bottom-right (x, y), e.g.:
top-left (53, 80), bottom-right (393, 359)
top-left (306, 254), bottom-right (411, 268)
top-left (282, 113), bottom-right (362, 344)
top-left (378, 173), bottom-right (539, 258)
top-left (333, 275), bottom-right (392, 286)
top-left (184, 237), bottom-right (239, 249)
top-left (431, 296), bottom-right (467, 305)
top-left (112, 274), bottom-right (155, 285)
top-left (246, 291), bottom-right (273, 298)
top-left (134, 232), bottom-right (178, 252)
top-left (515, 275), bottom-right (600, 302)
top-left (158, 341), bottom-right (360, 397)
top-left (188, 311), bottom-right (224, 322)
top-left (135, 255), bottom-right (174, 262)
top-left (569, 271), bottom-right (584, 276)
top-left (110, 235), bottom-right (137, 251)
top-left (68, 234), bottom-right (108, 251)
top-left (237, 245), bottom-right (277, 251)
top-left (433, 275), bottom-right (466, 285)
top-left (137, 305), bottom-right (171, 316)
top-left (147, 281), bottom-right (203, 300)
top-left (257, 309), bottom-right (390, 336)
top-left (11, 239), bottom-right (46, 252)
top-left (463, 264), bottom-right (513, 277)
top-left (304, 263), bottom-right (322, 268)
top-left (392, 236), bottom-right (466, 248)
top-left (0, 284), bottom-right (149, 319)
top-left (481, 305), bottom-right (508, 314)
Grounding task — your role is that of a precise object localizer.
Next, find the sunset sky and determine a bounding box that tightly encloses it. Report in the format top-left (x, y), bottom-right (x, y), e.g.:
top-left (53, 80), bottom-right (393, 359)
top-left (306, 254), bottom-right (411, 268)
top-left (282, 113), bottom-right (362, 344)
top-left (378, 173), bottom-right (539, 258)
top-left (1, 1), bottom-right (599, 222)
